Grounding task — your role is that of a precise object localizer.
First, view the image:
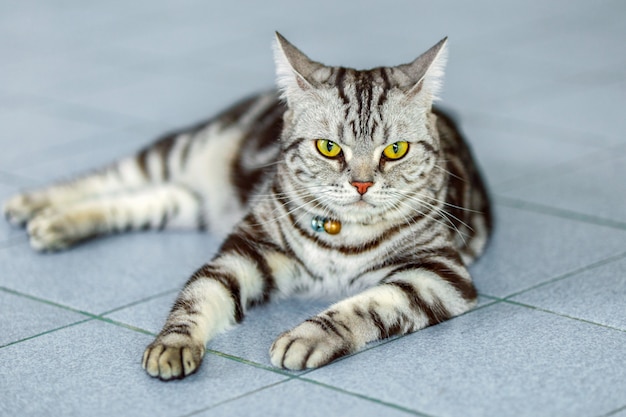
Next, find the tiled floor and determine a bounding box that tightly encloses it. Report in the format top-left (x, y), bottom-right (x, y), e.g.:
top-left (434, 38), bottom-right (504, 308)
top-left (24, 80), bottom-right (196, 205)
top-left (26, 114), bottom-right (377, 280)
top-left (1, 1), bottom-right (624, 416)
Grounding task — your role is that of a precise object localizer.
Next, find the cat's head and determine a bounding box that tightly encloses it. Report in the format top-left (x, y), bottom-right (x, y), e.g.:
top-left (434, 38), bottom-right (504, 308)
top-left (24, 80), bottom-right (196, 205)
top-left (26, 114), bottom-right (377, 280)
top-left (273, 32), bottom-right (448, 224)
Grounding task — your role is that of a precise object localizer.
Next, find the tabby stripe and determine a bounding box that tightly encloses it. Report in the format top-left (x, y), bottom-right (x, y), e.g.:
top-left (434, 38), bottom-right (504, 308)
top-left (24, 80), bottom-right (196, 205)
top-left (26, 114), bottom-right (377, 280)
top-left (217, 94), bottom-right (261, 130)
top-left (271, 207), bottom-right (324, 282)
top-left (325, 310), bottom-right (352, 334)
top-left (334, 67), bottom-right (349, 106)
top-left (305, 316), bottom-right (343, 338)
top-left (152, 133), bottom-right (177, 180)
top-left (368, 308), bottom-right (388, 338)
top-left (171, 298), bottom-right (199, 315)
top-left (160, 323), bottom-right (192, 337)
top-left (232, 106), bottom-right (283, 205)
top-left (377, 68), bottom-right (391, 106)
top-left (189, 267), bottom-right (245, 323)
top-left (282, 137), bottom-right (306, 155)
top-left (179, 135), bottom-right (194, 168)
top-left (385, 281), bottom-right (451, 326)
top-left (286, 205), bottom-right (427, 256)
top-left (387, 259), bottom-right (476, 301)
top-left (219, 218), bottom-right (277, 303)
top-left (136, 147), bottom-right (150, 179)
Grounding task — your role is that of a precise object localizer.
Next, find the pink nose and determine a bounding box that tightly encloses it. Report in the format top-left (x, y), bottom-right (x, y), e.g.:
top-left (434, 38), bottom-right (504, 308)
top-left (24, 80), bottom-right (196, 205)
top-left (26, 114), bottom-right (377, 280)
top-left (351, 181), bottom-right (374, 195)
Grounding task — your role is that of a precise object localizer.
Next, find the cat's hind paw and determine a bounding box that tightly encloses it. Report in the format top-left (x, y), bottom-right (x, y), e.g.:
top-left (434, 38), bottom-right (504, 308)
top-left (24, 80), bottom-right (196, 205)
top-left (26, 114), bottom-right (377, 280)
top-left (142, 340), bottom-right (205, 381)
top-left (3, 192), bottom-right (50, 227)
top-left (26, 211), bottom-right (80, 251)
top-left (269, 320), bottom-right (354, 370)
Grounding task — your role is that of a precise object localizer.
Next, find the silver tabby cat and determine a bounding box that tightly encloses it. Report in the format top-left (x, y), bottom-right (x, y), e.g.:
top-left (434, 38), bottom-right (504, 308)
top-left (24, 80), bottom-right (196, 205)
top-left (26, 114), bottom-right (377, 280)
top-left (4, 33), bottom-right (492, 380)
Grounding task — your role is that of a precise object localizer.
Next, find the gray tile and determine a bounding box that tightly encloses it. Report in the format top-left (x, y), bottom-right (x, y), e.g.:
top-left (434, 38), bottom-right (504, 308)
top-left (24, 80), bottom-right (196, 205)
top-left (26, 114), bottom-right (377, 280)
top-left (203, 379), bottom-right (413, 417)
top-left (0, 46), bottom-right (150, 100)
top-left (499, 12), bottom-right (626, 77)
top-left (0, 232), bottom-right (221, 314)
top-left (0, 184), bottom-right (28, 244)
top-left (605, 407), bottom-right (626, 417)
top-left (0, 320), bottom-right (287, 417)
top-left (469, 204), bottom-right (626, 298)
top-left (65, 71), bottom-right (266, 129)
top-left (0, 107), bottom-right (118, 170)
top-left (0, 290), bottom-right (86, 347)
top-left (5, 124), bottom-right (165, 183)
top-left (491, 79), bottom-right (626, 146)
top-left (108, 295), bottom-right (339, 367)
top-left (499, 150), bottom-right (626, 224)
top-left (512, 255), bottom-right (626, 331)
top-left (460, 122), bottom-right (600, 191)
top-left (109, 290), bottom-right (495, 370)
top-left (305, 302), bottom-right (626, 417)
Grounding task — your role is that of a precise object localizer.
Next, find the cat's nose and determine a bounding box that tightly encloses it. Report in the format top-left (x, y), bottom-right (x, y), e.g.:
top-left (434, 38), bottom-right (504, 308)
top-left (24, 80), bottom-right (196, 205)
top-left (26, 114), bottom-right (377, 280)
top-left (351, 181), bottom-right (374, 195)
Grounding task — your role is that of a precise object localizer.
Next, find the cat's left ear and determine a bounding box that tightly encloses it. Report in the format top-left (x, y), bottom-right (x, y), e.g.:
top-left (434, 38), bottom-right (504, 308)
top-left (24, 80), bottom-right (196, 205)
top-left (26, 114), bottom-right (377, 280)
top-left (273, 32), bottom-right (329, 103)
top-left (394, 37), bottom-right (448, 103)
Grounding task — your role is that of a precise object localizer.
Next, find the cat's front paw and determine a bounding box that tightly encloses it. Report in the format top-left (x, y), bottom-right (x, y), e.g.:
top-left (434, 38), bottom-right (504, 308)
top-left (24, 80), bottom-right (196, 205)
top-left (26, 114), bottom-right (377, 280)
top-left (270, 320), bottom-right (354, 370)
top-left (3, 192), bottom-right (50, 226)
top-left (142, 338), bottom-right (205, 381)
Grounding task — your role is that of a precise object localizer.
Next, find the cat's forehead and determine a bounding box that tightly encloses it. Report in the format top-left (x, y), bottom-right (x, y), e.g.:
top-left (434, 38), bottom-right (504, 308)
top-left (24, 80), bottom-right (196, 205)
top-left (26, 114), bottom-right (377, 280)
top-left (303, 67), bottom-right (420, 146)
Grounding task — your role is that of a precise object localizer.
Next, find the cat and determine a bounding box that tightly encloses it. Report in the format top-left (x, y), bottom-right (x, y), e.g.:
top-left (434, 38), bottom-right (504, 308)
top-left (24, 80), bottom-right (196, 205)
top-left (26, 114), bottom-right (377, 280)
top-left (3, 32), bottom-right (492, 380)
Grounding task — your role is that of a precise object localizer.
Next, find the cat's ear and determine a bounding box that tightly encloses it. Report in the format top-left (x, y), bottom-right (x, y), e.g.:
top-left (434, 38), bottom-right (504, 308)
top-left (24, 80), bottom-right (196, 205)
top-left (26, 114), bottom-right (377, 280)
top-left (394, 37), bottom-right (448, 102)
top-left (273, 32), bottom-right (328, 101)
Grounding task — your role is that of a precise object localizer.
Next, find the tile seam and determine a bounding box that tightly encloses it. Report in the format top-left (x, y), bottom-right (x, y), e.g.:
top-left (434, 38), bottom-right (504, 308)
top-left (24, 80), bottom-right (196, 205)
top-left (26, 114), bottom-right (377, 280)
top-left (495, 195), bottom-right (626, 231)
top-left (180, 379), bottom-right (294, 417)
top-left (0, 318), bottom-right (93, 349)
top-left (501, 250), bottom-right (626, 300)
top-left (503, 299), bottom-right (626, 333)
top-left (294, 377), bottom-right (435, 417)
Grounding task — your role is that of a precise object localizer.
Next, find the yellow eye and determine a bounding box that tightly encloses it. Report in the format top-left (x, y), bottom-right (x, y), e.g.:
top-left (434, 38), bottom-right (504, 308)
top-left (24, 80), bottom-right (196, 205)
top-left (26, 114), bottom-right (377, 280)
top-left (316, 139), bottom-right (342, 158)
top-left (383, 141), bottom-right (409, 160)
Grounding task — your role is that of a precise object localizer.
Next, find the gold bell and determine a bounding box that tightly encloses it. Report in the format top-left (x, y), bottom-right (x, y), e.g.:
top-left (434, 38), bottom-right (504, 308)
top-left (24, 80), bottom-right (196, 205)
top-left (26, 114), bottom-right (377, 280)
top-left (323, 219), bottom-right (342, 235)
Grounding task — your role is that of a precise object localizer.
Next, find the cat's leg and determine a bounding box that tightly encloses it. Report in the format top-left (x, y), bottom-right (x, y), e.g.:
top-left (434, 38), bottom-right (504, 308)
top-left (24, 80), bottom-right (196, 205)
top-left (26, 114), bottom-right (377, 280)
top-left (3, 156), bottom-right (153, 227)
top-left (142, 218), bottom-right (293, 380)
top-left (270, 250), bottom-right (477, 370)
top-left (25, 184), bottom-right (207, 251)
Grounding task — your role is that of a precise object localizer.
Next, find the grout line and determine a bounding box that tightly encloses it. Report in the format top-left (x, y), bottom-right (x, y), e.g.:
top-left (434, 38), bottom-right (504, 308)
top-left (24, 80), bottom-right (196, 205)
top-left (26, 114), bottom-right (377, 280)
top-left (598, 404), bottom-right (626, 417)
top-left (294, 377), bottom-right (436, 416)
top-left (204, 348), bottom-right (296, 377)
top-left (181, 380), bottom-right (293, 417)
top-left (501, 250), bottom-right (626, 300)
top-left (0, 285), bottom-right (101, 320)
top-left (291, 296), bottom-right (504, 377)
top-left (99, 288), bottom-right (179, 316)
top-left (503, 299), bottom-right (626, 334)
top-left (92, 314), bottom-right (297, 378)
top-left (489, 145), bottom-right (622, 193)
top-left (180, 378), bottom-right (292, 417)
top-left (495, 195), bottom-right (626, 231)
top-left (0, 318), bottom-right (93, 349)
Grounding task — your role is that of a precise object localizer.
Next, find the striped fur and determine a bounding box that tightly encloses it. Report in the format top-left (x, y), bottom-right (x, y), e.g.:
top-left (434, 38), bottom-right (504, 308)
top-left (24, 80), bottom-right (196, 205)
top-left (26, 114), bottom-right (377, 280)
top-left (4, 33), bottom-right (492, 380)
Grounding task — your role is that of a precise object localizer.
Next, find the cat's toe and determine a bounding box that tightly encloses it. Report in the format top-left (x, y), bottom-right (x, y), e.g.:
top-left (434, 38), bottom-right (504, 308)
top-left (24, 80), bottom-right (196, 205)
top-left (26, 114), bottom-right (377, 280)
top-left (270, 322), bottom-right (353, 370)
top-left (27, 213), bottom-right (74, 251)
top-left (142, 340), bottom-right (205, 381)
top-left (3, 193), bottom-right (49, 226)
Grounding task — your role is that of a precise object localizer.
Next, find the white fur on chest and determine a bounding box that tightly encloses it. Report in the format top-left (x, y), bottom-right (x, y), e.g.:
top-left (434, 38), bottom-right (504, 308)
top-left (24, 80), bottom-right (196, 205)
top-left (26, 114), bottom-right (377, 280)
top-left (283, 218), bottom-right (400, 296)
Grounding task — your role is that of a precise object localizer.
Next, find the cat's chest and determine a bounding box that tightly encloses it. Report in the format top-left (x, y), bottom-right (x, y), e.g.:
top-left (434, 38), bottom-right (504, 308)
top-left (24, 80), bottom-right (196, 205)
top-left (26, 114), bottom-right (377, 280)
top-left (284, 219), bottom-right (400, 292)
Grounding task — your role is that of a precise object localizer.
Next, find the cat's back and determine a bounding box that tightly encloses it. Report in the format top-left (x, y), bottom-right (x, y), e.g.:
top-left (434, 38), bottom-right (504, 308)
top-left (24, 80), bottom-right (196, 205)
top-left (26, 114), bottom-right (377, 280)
top-left (432, 106), bottom-right (492, 263)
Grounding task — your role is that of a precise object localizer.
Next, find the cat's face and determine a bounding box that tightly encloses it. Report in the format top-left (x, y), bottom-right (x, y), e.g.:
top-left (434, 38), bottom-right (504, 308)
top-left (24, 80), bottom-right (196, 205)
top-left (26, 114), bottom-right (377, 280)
top-left (274, 33), bottom-right (448, 224)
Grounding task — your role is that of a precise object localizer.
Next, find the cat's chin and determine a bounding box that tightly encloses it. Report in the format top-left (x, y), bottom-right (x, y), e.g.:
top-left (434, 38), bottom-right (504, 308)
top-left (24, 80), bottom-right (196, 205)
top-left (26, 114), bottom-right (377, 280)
top-left (336, 201), bottom-right (390, 224)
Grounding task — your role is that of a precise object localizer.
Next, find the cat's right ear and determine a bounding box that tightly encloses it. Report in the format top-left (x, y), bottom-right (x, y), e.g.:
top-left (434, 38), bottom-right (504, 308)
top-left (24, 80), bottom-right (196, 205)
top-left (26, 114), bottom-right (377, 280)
top-left (273, 32), bottom-right (327, 103)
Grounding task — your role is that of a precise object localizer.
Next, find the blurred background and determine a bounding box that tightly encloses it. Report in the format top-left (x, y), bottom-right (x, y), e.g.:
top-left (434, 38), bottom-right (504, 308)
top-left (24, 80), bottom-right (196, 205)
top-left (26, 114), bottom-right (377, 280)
top-left (1, 1), bottom-right (625, 417)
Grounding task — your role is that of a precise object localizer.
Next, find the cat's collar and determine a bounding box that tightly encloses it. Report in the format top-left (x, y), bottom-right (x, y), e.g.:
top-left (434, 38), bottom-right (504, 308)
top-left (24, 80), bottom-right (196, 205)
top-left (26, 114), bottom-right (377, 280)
top-left (311, 216), bottom-right (342, 235)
